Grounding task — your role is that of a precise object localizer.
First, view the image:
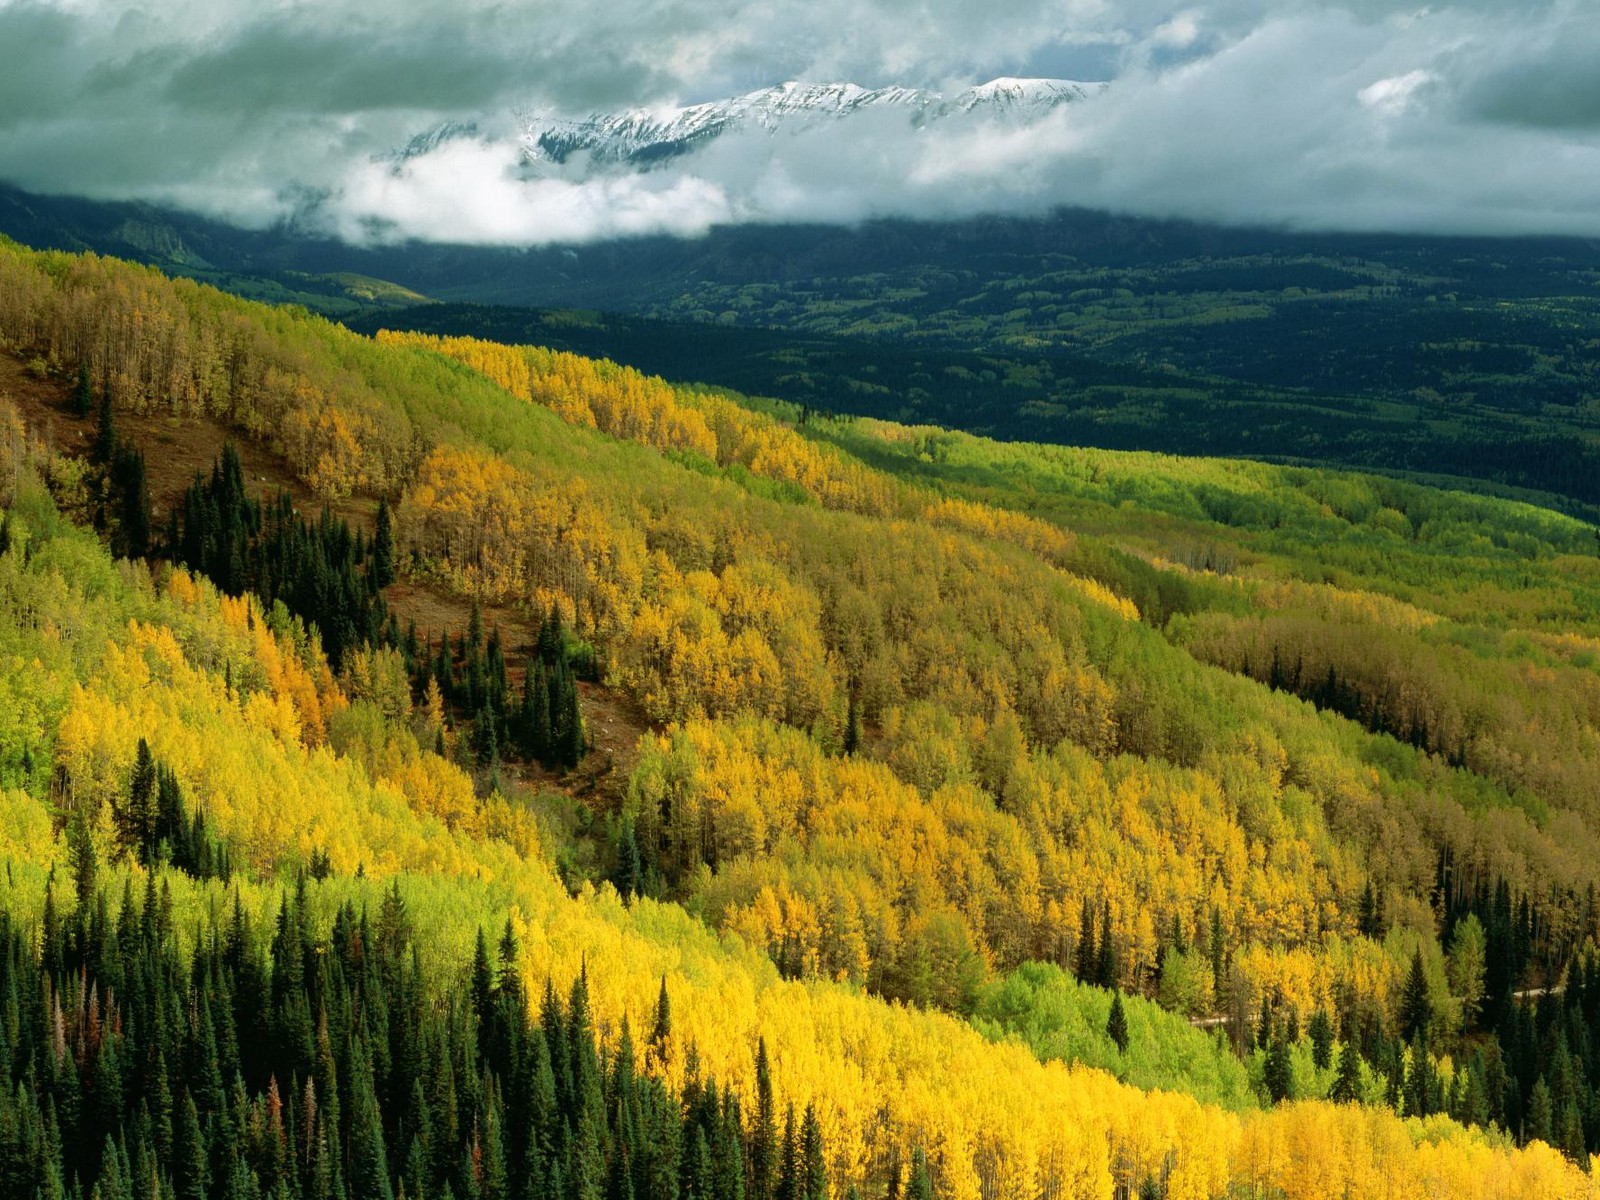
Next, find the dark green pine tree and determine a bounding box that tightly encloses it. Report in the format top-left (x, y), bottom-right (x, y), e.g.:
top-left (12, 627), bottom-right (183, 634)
top-left (1106, 992), bottom-right (1129, 1053)
top-left (800, 1104), bottom-right (827, 1200)
top-left (521, 660), bottom-right (551, 765)
top-left (560, 678), bottom-right (592, 771)
top-left (1399, 947), bottom-right (1431, 1044)
top-left (67, 806), bottom-right (98, 917)
top-left (371, 497), bottom-right (396, 588)
top-left (1209, 906), bottom-right (1227, 996)
top-left (348, 1038), bottom-right (395, 1200)
top-left (1095, 900), bottom-right (1118, 989)
top-left (751, 1037), bottom-right (777, 1200)
top-left (1075, 897), bottom-right (1096, 983)
top-left (118, 738), bottom-right (158, 862)
top-left (1265, 1034), bottom-right (1294, 1104)
top-left (1525, 1077), bottom-right (1553, 1147)
top-left (613, 815), bottom-right (642, 901)
top-left (174, 1090), bottom-right (207, 1200)
top-left (93, 382), bottom-right (117, 466)
top-left (842, 692), bottom-right (860, 757)
top-left (74, 362), bottom-right (94, 417)
top-left (1308, 1008), bottom-right (1334, 1072)
top-left (111, 444), bottom-right (151, 559)
top-left (905, 1148), bottom-right (933, 1200)
top-left (1332, 1037), bottom-right (1363, 1103)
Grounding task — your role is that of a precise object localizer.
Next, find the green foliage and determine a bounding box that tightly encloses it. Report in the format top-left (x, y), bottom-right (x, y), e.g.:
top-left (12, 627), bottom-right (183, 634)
top-left (974, 963), bottom-right (1255, 1111)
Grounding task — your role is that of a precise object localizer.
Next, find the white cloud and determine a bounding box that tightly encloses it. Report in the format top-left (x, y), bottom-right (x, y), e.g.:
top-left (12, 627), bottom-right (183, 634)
top-left (1, 0), bottom-right (1599, 243)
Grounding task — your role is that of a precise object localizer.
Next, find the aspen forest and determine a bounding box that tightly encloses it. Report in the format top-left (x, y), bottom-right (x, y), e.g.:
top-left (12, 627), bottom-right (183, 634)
top-left (6, 238), bottom-right (1600, 1199)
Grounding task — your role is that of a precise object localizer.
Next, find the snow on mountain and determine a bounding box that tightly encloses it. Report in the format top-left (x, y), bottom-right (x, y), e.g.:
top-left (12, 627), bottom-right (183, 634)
top-left (509, 78), bottom-right (1105, 171)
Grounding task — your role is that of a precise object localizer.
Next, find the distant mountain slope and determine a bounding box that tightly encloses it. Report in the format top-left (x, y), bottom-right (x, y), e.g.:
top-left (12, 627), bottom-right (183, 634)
top-left (502, 77), bottom-right (1103, 169)
top-left (6, 182), bottom-right (1600, 512)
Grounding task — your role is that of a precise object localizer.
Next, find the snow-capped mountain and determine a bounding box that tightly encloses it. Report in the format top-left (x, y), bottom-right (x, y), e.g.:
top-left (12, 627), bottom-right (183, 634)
top-left (502, 78), bottom-right (1103, 171)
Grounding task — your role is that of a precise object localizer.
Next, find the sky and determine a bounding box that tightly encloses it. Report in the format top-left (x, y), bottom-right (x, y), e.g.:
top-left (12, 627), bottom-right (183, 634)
top-left (1, 0), bottom-right (1598, 245)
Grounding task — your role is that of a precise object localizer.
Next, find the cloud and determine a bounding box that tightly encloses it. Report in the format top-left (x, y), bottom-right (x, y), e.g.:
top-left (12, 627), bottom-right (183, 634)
top-left (0, 0), bottom-right (1598, 243)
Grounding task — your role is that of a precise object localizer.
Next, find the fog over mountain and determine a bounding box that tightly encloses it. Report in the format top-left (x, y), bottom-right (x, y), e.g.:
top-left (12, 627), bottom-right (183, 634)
top-left (1, 0), bottom-right (1598, 244)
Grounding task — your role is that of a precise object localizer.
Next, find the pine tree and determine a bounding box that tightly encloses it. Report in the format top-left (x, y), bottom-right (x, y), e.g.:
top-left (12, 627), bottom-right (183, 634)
top-left (1400, 947), bottom-right (1431, 1044)
top-left (800, 1104), bottom-right (827, 1200)
top-left (613, 815), bottom-right (642, 900)
top-left (372, 497), bottom-right (396, 588)
top-left (1075, 897), bottom-right (1096, 982)
top-left (1265, 1034), bottom-right (1294, 1104)
top-left (1308, 1008), bottom-right (1334, 1072)
top-left (752, 1038), bottom-right (776, 1200)
top-left (93, 382), bottom-right (117, 466)
top-left (650, 977), bottom-right (672, 1052)
top-left (1525, 1077), bottom-right (1553, 1147)
top-left (74, 362), bottom-right (94, 417)
top-left (1106, 992), bottom-right (1129, 1053)
top-left (1095, 899), bottom-right (1118, 988)
top-left (1332, 1038), bottom-right (1363, 1103)
top-left (119, 738), bottom-right (158, 862)
top-left (905, 1148), bottom-right (933, 1200)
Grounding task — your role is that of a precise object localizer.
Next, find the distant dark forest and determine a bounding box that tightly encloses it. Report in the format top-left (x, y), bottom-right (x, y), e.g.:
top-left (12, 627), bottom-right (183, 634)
top-left (7, 181), bottom-right (1600, 512)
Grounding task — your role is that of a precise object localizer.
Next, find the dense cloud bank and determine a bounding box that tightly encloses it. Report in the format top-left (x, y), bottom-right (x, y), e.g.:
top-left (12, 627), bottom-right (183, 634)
top-left (1, 0), bottom-right (1597, 243)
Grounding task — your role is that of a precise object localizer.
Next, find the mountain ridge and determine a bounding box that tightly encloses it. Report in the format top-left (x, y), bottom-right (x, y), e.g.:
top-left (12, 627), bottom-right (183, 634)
top-left (396, 76), bottom-right (1107, 170)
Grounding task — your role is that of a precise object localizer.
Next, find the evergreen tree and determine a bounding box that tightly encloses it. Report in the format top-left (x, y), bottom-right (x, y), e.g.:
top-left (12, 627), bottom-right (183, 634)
top-left (905, 1148), bottom-right (933, 1200)
top-left (1095, 899), bottom-right (1118, 989)
top-left (74, 362), bottom-right (94, 417)
top-left (1332, 1038), bottom-right (1363, 1103)
top-left (1400, 948), bottom-right (1431, 1044)
top-left (93, 382), bottom-right (116, 465)
top-left (372, 497), bottom-right (396, 588)
top-left (1525, 1078), bottom-right (1553, 1147)
top-left (1309, 1008), bottom-right (1334, 1072)
top-left (1106, 992), bottom-right (1129, 1053)
top-left (1265, 1035), bottom-right (1294, 1104)
top-left (115, 738), bottom-right (157, 862)
top-left (1075, 897), bottom-right (1096, 983)
top-left (800, 1105), bottom-right (827, 1200)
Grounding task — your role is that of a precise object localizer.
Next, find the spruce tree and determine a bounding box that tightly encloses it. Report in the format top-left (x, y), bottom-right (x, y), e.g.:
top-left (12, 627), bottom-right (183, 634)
top-left (369, 499), bottom-right (395, 588)
top-left (1075, 897), bottom-right (1096, 982)
top-left (1308, 1008), bottom-right (1334, 1072)
top-left (801, 1104), bottom-right (827, 1200)
top-left (906, 1148), bottom-right (933, 1200)
top-left (93, 383), bottom-right (117, 466)
top-left (1400, 947), bottom-right (1431, 1044)
top-left (1265, 1035), bottom-right (1294, 1104)
top-left (1106, 992), bottom-right (1129, 1053)
top-left (74, 362), bottom-right (94, 417)
top-left (1332, 1039), bottom-right (1363, 1103)
top-left (1095, 899), bottom-right (1118, 988)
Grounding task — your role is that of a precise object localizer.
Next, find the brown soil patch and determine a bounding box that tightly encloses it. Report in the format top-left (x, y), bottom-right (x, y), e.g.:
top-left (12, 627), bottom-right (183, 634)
top-left (0, 351), bottom-right (368, 534)
top-left (2, 348), bottom-right (655, 808)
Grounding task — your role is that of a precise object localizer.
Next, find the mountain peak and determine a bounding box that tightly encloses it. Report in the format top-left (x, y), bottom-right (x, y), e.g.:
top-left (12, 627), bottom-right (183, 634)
top-left (498, 77), bottom-right (1104, 171)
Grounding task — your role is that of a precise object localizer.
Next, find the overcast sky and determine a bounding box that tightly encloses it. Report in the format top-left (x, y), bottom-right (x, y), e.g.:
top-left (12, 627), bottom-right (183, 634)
top-left (1, 0), bottom-right (1598, 244)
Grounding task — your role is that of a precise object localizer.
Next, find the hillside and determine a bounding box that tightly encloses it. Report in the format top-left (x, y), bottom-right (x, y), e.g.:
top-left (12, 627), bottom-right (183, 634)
top-left (1, 239), bottom-right (1599, 1197)
top-left (7, 186), bottom-right (1600, 513)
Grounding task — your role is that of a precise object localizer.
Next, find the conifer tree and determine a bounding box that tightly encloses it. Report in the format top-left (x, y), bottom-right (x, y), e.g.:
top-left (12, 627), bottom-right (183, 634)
top-left (1107, 992), bottom-right (1129, 1053)
top-left (372, 497), bottom-right (396, 588)
top-left (93, 382), bottom-right (116, 465)
top-left (801, 1105), bottom-right (827, 1200)
top-left (1400, 948), bottom-right (1431, 1044)
top-left (1332, 1038), bottom-right (1363, 1103)
top-left (1075, 897), bottom-right (1096, 982)
top-left (1265, 1035), bottom-right (1294, 1104)
top-left (906, 1148), bottom-right (933, 1200)
top-left (74, 362), bottom-right (94, 417)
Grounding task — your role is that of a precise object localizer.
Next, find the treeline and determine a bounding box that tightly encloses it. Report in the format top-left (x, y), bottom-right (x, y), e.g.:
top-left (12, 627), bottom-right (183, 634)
top-left (0, 872), bottom-right (861, 1200)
